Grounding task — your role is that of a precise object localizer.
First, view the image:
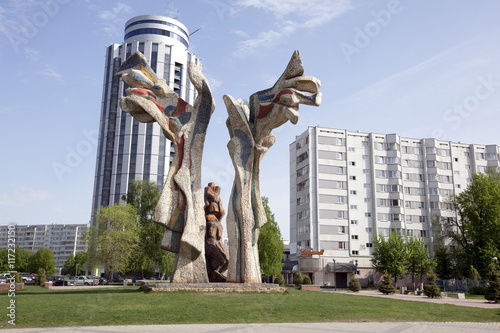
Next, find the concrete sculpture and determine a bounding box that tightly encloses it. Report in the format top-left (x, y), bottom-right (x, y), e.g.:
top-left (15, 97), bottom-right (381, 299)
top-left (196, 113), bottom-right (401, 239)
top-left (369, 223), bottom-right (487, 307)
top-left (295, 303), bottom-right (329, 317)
top-left (117, 52), bottom-right (214, 283)
top-left (224, 50), bottom-right (322, 283)
top-left (204, 182), bottom-right (229, 282)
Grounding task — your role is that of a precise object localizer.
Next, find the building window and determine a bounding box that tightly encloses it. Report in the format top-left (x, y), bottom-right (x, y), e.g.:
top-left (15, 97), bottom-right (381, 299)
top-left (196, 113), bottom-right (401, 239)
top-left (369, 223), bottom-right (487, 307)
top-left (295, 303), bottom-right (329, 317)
top-left (366, 243), bottom-right (373, 248)
top-left (349, 161), bottom-right (355, 166)
top-left (365, 212), bottom-right (372, 217)
top-left (350, 190), bottom-right (357, 195)
top-left (351, 235), bottom-right (358, 240)
top-left (349, 176), bottom-right (356, 180)
top-left (351, 220), bottom-right (358, 225)
top-left (352, 250), bottom-right (359, 255)
top-left (339, 242), bottom-right (346, 249)
top-left (350, 205), bottom-right (357, 210)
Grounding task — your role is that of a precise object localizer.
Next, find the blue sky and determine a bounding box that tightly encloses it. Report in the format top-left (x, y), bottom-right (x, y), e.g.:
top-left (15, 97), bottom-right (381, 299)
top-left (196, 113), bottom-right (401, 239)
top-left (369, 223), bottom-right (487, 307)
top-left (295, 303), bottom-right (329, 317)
top-left (1, 0), bottom-right (500, 241)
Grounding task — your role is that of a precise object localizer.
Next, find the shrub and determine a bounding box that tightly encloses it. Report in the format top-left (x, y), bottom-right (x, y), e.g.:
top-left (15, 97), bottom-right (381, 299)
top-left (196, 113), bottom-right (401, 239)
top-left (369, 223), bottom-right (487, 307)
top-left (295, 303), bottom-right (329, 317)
top-left (37, 268), bottom-right (46, 287)
top-left (303, 276), bottom-right (312, 285)
top-left (468, 286), bottom-right (487, 295)
top-left (423, 271), bottom-right (441, 298)
top-left (485, 270), bottom-right (500, 303)
top-left (275, 274), bottom-right (285, 286)
top-left (13, 272), bottom-right (23, 284)
top-left (423, 284), bottom-right (442, 298)
top-left (349, 278), bottom-right (361, 292)
top-left (378, 271), bottom-right (396, 295)
top-left (294, 271), bottom-right (303, 286)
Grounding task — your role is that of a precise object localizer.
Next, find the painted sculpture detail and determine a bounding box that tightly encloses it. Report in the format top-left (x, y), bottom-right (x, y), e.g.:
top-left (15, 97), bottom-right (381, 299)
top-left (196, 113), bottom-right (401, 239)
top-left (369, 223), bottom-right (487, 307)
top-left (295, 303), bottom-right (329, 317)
top-left (204, 182), bottom-right (229, 282)
top-left (224, 50), bottom-right (322, 283)
top-left (117, 52), bottom-right (214, 283)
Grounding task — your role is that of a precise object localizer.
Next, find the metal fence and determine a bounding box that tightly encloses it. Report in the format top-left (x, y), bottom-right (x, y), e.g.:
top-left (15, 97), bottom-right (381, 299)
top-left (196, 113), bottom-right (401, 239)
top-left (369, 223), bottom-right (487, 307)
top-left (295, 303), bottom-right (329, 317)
top-left (435, 279), bottom-right (488, 292)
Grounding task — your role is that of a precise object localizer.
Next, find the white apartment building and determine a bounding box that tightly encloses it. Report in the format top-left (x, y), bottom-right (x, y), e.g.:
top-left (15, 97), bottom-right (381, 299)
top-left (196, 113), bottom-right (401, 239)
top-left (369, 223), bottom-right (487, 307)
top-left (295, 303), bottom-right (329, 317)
top-left (0, 224), bottom-right (88, 270)
top-left (289, 126), bottom-right (500, 287)
top-left (91, 15), bottom-right (200, 222)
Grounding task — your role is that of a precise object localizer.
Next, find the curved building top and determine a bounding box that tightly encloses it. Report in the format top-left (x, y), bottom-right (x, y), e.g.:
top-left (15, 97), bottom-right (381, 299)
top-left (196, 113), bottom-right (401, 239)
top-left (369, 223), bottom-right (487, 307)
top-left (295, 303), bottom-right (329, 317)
top-left (124, 15), bottom-right (189, 48)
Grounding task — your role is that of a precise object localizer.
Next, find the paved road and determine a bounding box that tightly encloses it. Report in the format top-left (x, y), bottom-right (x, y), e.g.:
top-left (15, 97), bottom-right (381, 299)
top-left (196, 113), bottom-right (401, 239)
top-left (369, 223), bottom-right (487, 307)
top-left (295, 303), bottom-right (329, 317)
top-left (2, 322), bottom-right (500, 333)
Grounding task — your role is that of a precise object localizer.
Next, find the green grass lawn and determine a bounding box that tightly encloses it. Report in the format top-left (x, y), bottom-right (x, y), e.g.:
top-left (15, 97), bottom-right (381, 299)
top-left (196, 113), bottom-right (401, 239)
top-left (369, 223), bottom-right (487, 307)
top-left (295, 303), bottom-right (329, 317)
top-left (1, 286), bottom-right (499, 328)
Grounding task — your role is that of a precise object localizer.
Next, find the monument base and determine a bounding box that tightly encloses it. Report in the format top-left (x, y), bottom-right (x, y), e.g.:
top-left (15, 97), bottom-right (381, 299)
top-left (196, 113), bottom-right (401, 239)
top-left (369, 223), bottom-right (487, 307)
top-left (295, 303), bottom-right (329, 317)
top-left (141, 282), bottom-right (285, 293)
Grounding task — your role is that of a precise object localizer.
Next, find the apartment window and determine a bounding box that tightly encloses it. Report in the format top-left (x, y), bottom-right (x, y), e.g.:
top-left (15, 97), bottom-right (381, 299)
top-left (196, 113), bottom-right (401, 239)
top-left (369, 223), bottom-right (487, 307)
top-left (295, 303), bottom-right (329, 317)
top-left (365, 212), bottom-right (372, 217)
top-left (364, 198), bottom-right (371, 203)
top-left (351, 235), bottom-right (358, 240)
top-left (338, 226), bottom-right (346, 234)
top-left (350, 205), bottom-right (357, 210)
top-left (350, 190), bottom-right (357, 195)
top-left (366, 243), bottom-right (373, 248)
top-left (297, 152), bottom-right (308, 163)
top-left (363, 169), bottom-right (369, 174)
top-left (352, 250), bottom-right (359, 255)
top-left (338, 242), bottom-right (346, 249)
top-left (419, 216), bottom-right (427, 223)
top-left (365, 227), bottom-right (372, 233)
top-left (348, 147), bottom-right (355, 152)
top-left (351, 220), bottom-right (358, 225)
top-left (349, 175), bottom-right (356, 180)
top-left (420, 230), bottom-right (427, 237)
top-left (349, 161), bottom-right (356, 166)
top-left (362, 155), bottom-right (368, 160)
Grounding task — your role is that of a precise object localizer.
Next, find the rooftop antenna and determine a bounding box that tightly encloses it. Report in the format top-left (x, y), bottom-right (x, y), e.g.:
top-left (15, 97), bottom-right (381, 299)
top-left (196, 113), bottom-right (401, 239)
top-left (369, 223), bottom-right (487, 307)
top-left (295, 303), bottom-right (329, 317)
top-left (165, 2), bottom-right (179, 19)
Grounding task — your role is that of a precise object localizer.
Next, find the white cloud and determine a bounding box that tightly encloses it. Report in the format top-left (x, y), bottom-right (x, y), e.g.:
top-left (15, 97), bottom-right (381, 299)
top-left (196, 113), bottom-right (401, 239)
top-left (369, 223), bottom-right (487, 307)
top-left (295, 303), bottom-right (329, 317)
top-left (40, 65), bottom-right (64, 82)
top-left (232, 0), bottom-right (354, 57)
top-left (0, 184), bottom-right (54, 207)
top-left (95, 2), bottom-right (133, 36)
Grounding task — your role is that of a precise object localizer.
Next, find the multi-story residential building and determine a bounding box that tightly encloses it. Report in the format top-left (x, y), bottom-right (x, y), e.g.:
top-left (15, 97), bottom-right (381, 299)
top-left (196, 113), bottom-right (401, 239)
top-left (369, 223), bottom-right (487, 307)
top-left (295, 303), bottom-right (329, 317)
top-left (91, 15), bottom-right (200, 222)
top-left (289, 126), bottom-right (500, 287)
top-left (0, 224), bottom-right (88, 270)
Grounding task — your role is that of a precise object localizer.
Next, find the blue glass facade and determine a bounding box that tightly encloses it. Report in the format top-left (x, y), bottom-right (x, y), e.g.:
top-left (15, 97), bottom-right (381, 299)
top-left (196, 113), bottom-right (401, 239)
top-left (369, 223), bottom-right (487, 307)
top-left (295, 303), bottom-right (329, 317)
top-left (125, 28), bottom-right (188, 48)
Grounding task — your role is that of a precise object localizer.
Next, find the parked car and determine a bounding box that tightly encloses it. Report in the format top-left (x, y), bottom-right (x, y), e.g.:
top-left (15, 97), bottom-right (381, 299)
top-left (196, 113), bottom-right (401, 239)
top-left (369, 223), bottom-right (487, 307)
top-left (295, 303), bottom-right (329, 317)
top-left (73, 276), bottom-right (98, 286)
top-left (89, 276), bottom-right (107, 284)
top-left (22, 275), bottom-right (36, 285)
top-left (46, 275), bottom-right (74, 286)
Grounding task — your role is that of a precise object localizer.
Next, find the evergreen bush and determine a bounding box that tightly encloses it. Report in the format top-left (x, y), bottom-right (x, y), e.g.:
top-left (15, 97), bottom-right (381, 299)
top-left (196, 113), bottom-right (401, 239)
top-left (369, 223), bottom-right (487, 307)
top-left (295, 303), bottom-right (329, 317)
top-left (378, 271), bottom-right (396, 295)
top-left (13, 272), bottom-right (22, 284)
top-left (37, 268), bottom-right (46, 287)
top-left (294, 271), bottom-right (303, 286)
top-left (349, 277), bottom-right (361, 292)
top-left (303, 276), bottom-right (312, 285)
top-left (423, 271), bottom-right (442, 298)
top-left (275, 274), bottom-right (285, 286)
top-left (485, 270), bottom-right (500, 303)
top-left (468, 286), bottom-right (487, 295)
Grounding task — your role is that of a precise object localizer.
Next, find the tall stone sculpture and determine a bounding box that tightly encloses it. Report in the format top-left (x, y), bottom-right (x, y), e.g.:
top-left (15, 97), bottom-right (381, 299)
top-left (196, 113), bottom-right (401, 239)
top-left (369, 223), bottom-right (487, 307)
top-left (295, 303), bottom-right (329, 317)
top-left (204, 182), bottom-right (229, 282)
top-left (117, 52), bottom-right (215, 283)
top-left (224, 50), bottom-right (322, 283)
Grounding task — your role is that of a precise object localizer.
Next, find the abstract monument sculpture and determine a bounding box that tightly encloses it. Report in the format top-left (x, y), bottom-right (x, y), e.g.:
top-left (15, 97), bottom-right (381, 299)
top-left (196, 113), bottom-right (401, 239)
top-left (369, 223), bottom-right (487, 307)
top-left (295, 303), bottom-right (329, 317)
top-left (116, 50), bottom-right (321, 284)
top-left (204, 182), bottom-right (229, 282)
top-left (224, 50), bottom-right (322, 283)
top-left (117, 52), bottom-right (215, 283)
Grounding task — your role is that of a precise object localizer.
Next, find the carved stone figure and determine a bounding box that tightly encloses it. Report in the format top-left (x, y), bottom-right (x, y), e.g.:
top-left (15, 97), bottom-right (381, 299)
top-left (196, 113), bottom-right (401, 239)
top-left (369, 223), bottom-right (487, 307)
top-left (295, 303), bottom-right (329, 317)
top-left (117, 52), bottom-right (214, 283)
top-left (224, 50), bottom-right (322, 283)
top-left (204, 182), bottom-right (229, 282)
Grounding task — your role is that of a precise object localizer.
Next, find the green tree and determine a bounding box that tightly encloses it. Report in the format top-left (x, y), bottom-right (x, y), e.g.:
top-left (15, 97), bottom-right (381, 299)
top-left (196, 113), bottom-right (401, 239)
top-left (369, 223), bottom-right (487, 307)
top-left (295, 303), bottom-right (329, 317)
top-left (63, 252), bottom-right (87, 276)
top-left (122, 180), bottom-right (164, 278)
top-left (371, 230), bottom-right (408, 286)
top-left (36, 268), bottom-right (46, 286)
top-left (406, 237), bottom-right (434, 290)
top-left (86, 203), bottom-right (140, 282)
top-left (28, 248), bottom-right (56, 275)
top-left (485, 266), bottom-right (500, 303)
top-left (0, 249), bottom-right (8, 272)
top-left (433, 245), bottom-right (454, 279)
top-left (294, 271), bottom-right (303, 286)
top-left (15, 246), bottom-right (32, 272)
top-left (451, 172), bottom-right (500, 278)
top-left (257, 197), bottom-right (284, 279)
top-left (423, 271), bottom-right (442, 298)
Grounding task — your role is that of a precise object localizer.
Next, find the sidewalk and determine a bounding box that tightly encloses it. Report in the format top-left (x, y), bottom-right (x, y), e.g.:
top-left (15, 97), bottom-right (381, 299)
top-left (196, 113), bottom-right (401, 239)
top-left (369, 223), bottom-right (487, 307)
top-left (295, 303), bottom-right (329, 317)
top-left (2, 322), bottom-right (500, 333)
top-left (325, 289), bottom-right (500, 309)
